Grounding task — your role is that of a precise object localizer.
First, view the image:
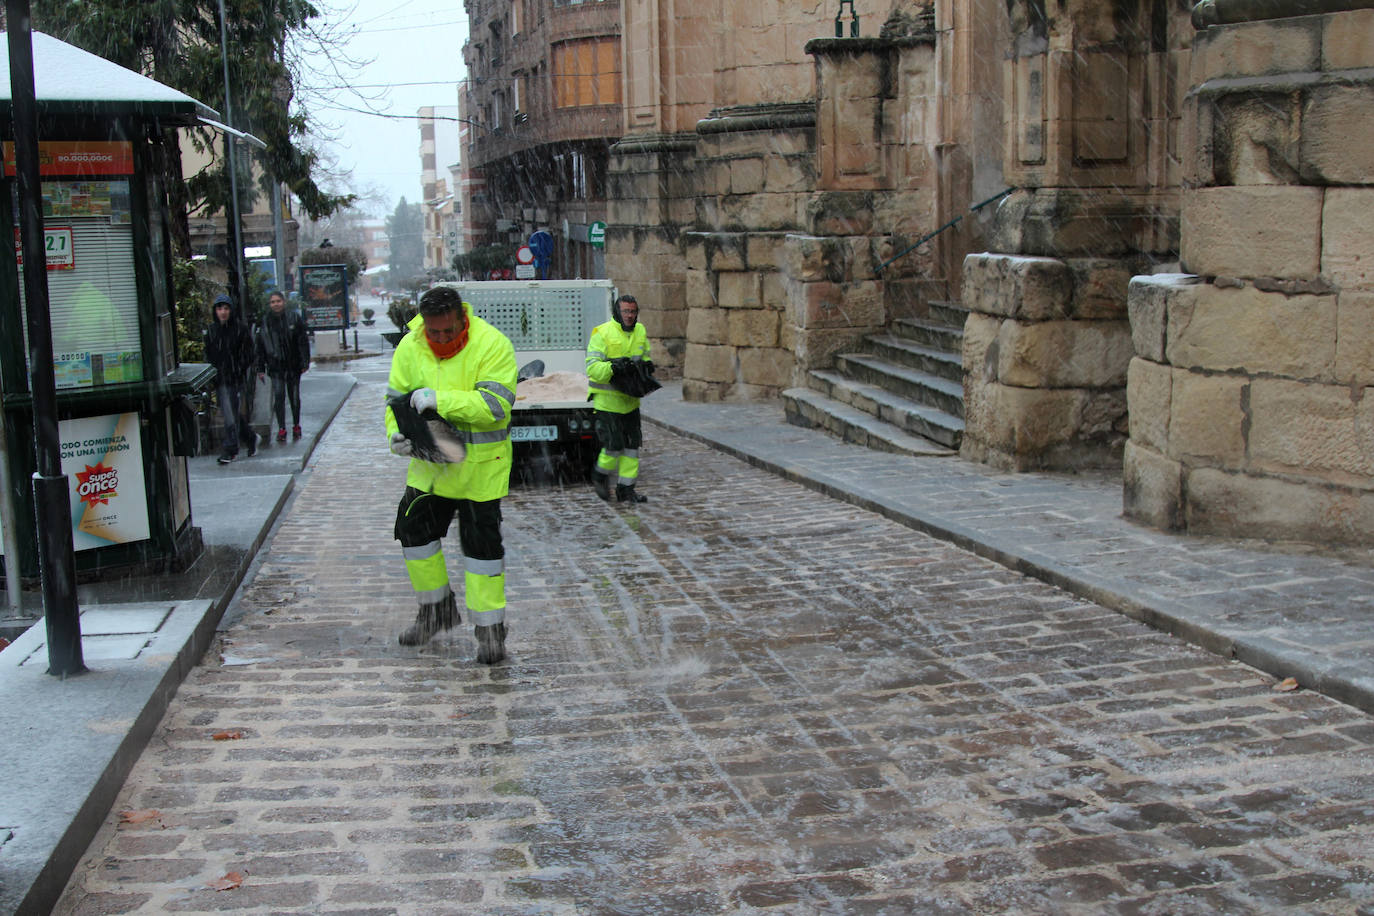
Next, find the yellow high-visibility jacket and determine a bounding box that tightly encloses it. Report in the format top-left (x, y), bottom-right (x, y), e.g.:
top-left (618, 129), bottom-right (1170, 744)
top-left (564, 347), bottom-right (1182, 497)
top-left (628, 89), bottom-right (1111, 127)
top-left (385, 304), bottom-right (517, 502)
top-left (586, 320), bottom-right (650, 415)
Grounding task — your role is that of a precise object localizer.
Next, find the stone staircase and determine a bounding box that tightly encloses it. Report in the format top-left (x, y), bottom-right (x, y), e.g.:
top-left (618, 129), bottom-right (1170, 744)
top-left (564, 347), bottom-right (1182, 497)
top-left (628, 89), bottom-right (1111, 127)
top-left (782, 300), bottom-right (966, 457)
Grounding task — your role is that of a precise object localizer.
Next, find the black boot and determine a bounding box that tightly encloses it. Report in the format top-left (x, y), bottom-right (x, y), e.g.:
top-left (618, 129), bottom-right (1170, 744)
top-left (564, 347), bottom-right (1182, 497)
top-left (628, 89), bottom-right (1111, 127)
top-left (475, 622), bottom-right (507, 664)
top-left (616, 484), bottom-right (647, 503)
top-left (398, 592), bottom-right (460, 646)
top-left (592, 468), bottom-right (612, 501)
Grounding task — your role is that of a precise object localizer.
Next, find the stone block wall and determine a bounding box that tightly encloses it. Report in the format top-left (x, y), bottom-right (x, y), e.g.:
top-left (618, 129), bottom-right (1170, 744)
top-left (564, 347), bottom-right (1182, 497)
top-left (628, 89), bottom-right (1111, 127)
top-left (961, 252), bottom-right (1140, 470)
top-left (682, 230), bottom-right (795, 401)
top-left (606, 139), bottom-right (697, 374)
top-left (678, 106), bottom-right (815, 401)
top-left (1124, 7), bottom-right (1374, 545)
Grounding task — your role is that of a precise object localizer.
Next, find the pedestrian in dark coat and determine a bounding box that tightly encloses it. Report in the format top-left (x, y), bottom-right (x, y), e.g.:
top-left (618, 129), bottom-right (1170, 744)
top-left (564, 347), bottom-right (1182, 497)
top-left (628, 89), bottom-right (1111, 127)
top-left (255, 290), bottom-right (311, 441)
top-left (204, 293), bottom-right (257, 464)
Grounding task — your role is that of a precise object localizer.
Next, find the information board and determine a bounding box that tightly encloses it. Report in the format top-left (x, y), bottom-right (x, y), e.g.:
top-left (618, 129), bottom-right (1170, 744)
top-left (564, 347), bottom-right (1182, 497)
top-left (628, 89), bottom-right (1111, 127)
top-left (299, 264), bottom-right (348, 331)
top-left (60, 412), bottom-right (150, 551)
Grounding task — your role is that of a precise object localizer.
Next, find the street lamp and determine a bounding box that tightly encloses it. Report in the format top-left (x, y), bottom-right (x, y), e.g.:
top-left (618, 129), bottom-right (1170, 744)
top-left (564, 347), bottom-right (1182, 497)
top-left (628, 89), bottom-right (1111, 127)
top-left (216, 0), bottom-right (247, 315)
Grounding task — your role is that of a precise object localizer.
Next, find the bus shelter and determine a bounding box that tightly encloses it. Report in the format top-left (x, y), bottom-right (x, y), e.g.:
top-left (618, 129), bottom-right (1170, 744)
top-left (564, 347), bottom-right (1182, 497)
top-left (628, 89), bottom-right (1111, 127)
top-left (0, 32), bottom-right (219, 581)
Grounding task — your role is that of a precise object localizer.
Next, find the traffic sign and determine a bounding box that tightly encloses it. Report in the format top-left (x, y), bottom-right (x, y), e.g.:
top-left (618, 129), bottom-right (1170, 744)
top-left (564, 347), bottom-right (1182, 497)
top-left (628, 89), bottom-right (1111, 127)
top-left (516, 245), bottom-right (534, 265)
top-left (528, 230), bottom-right (553, 258)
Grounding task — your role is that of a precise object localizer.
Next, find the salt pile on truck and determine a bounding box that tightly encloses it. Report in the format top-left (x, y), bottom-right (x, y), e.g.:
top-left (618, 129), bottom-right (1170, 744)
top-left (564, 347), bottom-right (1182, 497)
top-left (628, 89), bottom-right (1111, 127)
top-left (434, 279), bottom-right (614, 482)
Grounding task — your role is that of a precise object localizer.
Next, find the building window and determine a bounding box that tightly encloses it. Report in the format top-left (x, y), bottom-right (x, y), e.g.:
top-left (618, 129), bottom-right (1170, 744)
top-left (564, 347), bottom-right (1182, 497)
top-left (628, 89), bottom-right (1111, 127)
top-left (571, 150), bottom-right (586, 199)
top-left (552, 37), bottom-right (620, 108)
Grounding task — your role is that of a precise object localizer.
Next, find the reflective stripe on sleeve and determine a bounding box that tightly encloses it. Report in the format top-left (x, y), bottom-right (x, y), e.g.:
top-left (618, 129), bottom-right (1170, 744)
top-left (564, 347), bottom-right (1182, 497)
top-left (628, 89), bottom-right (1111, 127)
top-left (476, 381), bottom-right (514, 421)
top-left (478, 380), bottom-right (515, 404)
top-left (478, 388), bottom-right (507, 421)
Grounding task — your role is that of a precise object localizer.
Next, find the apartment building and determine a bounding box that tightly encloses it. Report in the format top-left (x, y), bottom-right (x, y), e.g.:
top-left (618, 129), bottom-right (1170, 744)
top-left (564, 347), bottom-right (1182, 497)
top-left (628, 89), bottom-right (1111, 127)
top-left (459, 0), bottom-right (621, 279)
top-left (419, 106), bottom-right (464, 270)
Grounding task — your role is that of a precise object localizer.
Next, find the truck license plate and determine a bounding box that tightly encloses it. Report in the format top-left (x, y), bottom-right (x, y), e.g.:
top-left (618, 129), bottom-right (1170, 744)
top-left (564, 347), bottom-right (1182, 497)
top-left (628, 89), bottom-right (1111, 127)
top-left (511, 425), bottom-right (558, 442)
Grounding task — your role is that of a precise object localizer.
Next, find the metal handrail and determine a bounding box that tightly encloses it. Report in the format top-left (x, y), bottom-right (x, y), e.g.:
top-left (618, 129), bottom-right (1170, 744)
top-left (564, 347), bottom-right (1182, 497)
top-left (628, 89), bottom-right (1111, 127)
top-left (875, 187), bottom-right (1015, 275)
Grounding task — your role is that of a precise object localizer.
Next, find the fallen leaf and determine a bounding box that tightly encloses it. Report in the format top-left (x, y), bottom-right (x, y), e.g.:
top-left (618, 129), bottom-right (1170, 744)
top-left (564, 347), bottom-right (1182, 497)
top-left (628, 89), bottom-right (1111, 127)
top-left (118, 809), bottom-right (161, 826)
top-left (1273, 676), bottom-right (1300, 692)
top-left (211, 730), bottom-right (244, 741)
top-left (207, 871), bottom-right (245, 891)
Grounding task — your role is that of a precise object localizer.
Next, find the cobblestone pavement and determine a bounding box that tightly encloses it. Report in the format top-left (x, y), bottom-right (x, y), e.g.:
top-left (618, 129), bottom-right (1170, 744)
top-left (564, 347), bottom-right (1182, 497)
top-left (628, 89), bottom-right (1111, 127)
top-left (56, 369), bottom-right (1374, 915)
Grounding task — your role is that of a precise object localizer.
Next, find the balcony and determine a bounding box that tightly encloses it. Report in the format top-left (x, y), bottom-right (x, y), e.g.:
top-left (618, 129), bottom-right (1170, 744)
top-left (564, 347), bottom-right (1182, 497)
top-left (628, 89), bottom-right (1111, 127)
top-left (466, 105), bottom-right (621, 169)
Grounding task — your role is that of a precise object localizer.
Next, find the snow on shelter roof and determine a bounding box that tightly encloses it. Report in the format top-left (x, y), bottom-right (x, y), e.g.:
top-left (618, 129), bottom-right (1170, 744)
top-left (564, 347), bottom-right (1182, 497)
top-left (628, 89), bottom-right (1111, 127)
top-left (0, 31), bottom-right (218, 124)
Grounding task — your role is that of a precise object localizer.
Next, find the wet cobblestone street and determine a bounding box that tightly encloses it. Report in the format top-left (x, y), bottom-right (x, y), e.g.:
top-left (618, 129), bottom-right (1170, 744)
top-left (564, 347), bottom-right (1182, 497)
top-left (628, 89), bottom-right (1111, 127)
top-left (56, 368), bottom-right (1374, 914)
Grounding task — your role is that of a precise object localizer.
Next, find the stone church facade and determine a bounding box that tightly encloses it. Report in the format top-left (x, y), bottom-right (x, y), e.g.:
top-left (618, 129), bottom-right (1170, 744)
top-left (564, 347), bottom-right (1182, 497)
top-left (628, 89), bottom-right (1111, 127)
top-left (604, 0), bottom-right (1374, 547)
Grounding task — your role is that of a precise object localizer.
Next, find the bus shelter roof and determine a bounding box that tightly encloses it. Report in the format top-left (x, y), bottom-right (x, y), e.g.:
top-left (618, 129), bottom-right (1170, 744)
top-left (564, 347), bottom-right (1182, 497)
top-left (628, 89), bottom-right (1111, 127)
top-left (0, 31), bottom-right (218, 125)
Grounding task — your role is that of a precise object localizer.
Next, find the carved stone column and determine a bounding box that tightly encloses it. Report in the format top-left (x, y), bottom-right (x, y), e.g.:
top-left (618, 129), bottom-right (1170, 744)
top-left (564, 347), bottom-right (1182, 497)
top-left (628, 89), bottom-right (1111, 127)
top-left (960, 0), bottom-right (1188, 471)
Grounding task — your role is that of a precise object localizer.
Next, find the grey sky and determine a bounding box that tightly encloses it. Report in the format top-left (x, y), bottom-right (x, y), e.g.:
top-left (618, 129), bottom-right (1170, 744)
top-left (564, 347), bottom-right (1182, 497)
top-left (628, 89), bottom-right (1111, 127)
top-left (300, 0), bottom-right (468, 214)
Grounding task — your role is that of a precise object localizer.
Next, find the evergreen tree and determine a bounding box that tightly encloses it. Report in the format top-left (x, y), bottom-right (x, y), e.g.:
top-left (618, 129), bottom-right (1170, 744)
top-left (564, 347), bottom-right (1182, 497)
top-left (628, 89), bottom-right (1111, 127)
top-left (386, 197), bottom-right (424, 285)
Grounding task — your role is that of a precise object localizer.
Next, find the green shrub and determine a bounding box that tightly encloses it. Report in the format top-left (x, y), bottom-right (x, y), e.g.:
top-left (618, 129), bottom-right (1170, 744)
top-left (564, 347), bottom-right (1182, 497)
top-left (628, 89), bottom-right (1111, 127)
top-left (452, 243), bottom-right (514, 278)
top-left (387, 296), bottom-right (418, 332)
top-left (173, 259), bottom-right (218, 363)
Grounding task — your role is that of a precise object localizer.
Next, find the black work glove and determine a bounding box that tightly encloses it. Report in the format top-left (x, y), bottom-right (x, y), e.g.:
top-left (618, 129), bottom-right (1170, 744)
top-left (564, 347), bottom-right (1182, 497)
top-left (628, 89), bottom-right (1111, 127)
top-left (609, 357), bottom-right (632, 373)
top-left (643, 360), bottom-right (655, 375)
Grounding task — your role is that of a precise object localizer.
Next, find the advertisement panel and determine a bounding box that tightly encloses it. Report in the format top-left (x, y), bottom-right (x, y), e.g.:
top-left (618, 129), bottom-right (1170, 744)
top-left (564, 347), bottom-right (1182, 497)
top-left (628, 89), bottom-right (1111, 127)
top-left (299, 263), bottom-right (348, 331)
top-left (60, 412), bottom-right (150, 551)
top-left (13, 226), bottom-right (75, 269)
top-left (2, 140), bottom-right (135, 177)
top-left (1, 413), bottom-right (160, 556)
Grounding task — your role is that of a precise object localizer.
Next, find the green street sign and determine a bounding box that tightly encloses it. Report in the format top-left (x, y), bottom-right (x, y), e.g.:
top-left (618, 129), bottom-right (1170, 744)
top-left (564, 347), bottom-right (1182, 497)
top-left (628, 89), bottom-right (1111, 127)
top-left (589, 220), bottom-right (606, 249)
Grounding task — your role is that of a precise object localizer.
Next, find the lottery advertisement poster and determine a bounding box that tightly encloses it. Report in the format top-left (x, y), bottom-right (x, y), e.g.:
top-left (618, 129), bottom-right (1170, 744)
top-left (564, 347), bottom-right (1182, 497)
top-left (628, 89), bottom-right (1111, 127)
top-left (59, 412), bottom-right (150, 551)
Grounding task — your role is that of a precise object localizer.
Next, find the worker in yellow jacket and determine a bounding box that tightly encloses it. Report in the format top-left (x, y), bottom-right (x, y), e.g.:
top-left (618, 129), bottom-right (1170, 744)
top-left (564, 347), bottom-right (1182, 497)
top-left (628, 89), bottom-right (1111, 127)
top-left (385, 286), bottom-right (517, 663)
top-left (586, 293), bottom-right (652, 503)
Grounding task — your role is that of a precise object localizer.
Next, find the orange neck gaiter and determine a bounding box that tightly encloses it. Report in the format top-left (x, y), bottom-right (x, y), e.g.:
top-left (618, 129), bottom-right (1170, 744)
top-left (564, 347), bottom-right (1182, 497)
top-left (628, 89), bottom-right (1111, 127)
top-left (427, 325), bottom-right (469, 360)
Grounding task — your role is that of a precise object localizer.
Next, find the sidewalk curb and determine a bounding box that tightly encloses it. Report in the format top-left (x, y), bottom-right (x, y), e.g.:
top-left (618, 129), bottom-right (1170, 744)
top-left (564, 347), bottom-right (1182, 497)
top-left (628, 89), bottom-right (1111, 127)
top-left (0, 371), bottom-right (347, 916)
top-left (0, 473), bottom-right (295, 916)
top-left (1, 598), bottom-right (214, 915)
